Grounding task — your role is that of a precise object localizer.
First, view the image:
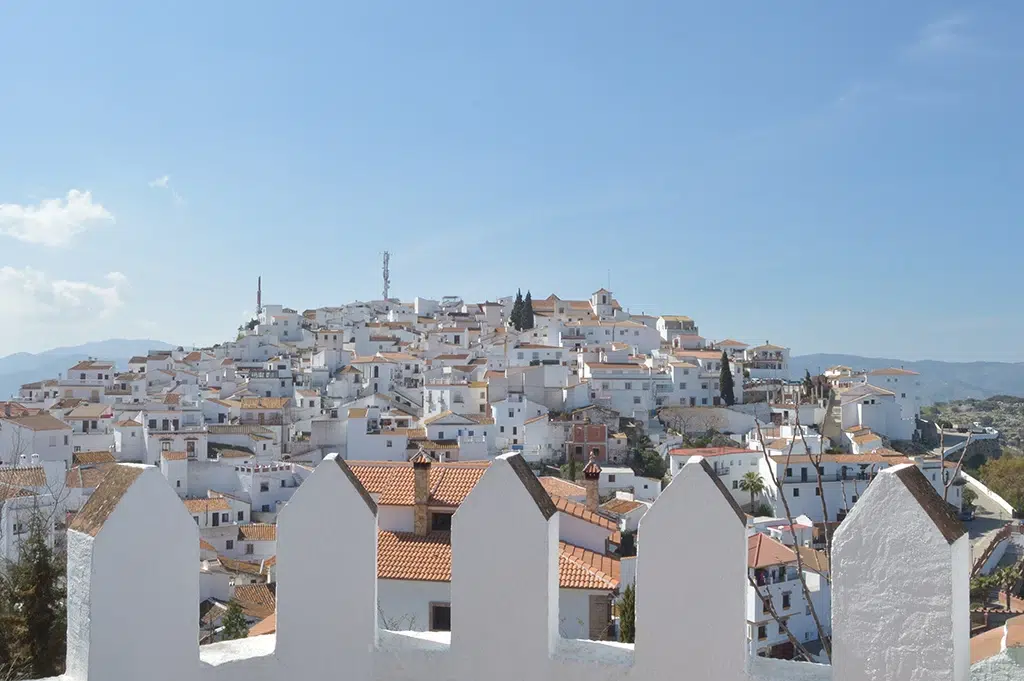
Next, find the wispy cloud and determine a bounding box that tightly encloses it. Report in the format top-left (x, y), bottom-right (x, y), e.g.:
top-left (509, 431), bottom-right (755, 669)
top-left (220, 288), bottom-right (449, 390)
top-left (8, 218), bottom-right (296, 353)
top-left (907, 13), bottom-right (973, 58)
top-left (0, 267), bottom-right (127, 321)
top-left (149, 174), bottom-right (184, 205)
top-left (0, 190), bottom-right (114, 247)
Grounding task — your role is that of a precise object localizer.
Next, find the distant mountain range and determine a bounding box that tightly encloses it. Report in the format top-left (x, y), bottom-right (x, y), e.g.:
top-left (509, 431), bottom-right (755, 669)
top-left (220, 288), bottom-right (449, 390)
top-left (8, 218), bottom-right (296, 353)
top-left (0, 339), bottom-right (176, 399)
top-left (790, 354), bottom-right (1024, 405)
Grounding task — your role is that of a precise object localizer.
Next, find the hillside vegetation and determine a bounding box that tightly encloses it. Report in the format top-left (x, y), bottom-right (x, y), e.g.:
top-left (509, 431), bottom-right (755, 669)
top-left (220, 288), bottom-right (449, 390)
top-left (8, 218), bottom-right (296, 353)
top-left (923, 396), bottom-right (1024, 456)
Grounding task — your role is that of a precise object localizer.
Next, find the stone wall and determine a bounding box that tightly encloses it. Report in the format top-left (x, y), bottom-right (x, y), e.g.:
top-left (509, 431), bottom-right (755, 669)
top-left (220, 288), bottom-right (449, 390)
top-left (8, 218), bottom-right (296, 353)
top-left (35, 452), bottom-right (1024, 681)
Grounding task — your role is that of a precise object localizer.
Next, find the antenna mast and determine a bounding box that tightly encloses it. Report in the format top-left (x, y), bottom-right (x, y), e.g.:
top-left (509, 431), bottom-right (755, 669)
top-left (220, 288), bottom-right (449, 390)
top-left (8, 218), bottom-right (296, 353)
top-left (382, 251), bottom-right (391, 300)
top-left (256, 276), bottom-right (262, 316)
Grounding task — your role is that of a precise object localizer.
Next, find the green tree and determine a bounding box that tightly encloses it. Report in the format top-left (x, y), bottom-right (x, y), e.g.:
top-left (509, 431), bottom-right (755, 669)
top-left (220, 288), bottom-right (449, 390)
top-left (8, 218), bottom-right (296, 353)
top-left (739, 471), bottom-right (766, 510)
top-left (618, 584), bottom-right (635, 643)
top-left (522, 291), bottom-right (535, 330)
top-left (971, 575), bottom-right (996, 606)
top-left (994, 566), bottom-right (1020, 611)
top-left (719, 351), bottom-right (735, 406)
top-left (632, 449), bottom-right (667, 480)
top-left (803, 369), bottom-right (813, 397)
top-left (980, 456), bottom-right (1024, 512)
top-left (510, 289), bottom-right (524, 330)
top-left (220, 600), bottom-right (250, 641)
top-left (0, 514), bottom-right (66, 678)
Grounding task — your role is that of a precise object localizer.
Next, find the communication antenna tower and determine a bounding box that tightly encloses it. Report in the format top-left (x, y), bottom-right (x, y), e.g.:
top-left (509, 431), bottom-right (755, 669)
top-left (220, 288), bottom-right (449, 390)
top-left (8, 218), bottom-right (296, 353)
top-left (382, 251), bottom-right (391, 300)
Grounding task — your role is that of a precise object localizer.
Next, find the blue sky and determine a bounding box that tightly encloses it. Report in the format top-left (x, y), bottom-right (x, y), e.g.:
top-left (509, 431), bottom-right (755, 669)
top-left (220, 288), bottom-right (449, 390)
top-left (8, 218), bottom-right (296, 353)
top-left (0, 2), bottom-right (1021, 361)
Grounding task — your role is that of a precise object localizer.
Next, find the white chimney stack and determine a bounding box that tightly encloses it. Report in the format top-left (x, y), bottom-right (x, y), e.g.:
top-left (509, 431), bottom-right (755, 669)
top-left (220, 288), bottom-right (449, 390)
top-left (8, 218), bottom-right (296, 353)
top-left (31, 453), bottom-right (40, 466)
top-left (18, 453), bottom-right (27, 466)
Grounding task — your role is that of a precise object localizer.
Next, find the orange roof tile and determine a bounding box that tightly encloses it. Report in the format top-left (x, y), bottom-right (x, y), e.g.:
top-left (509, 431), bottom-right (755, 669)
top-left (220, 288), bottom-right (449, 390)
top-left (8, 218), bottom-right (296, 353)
top-left (238, 524), bottom-right (277, 541)
top-left (748, 533), bottom-right (797, 569)
top-left (200, 538), bottom-right (216, 552)
top-left (73, 451), bottom-right (116, 465)
top-left (349, 461), bottom-right (488, 507)
top-left (161, 451), bottom-right (188, 461)
top-left (550, 495), bottom-right (618, 532)
top-left (601, 498), bottom-right (645, 514)
top-left (250, 613), bottom-right (277, 636)
top-left (539, 477), bottom-right (586, 498)
top-left (232, 583), bottom-right (276, 620)
top-left (559, 541), bottom-right (620, 590)
top-left (184, 498), bottom-right (231, 514)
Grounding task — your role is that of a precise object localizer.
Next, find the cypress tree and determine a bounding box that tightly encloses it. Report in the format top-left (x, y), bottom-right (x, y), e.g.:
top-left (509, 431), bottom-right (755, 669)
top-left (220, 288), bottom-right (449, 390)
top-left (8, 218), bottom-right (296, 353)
top-left (510, 289), bottom-right (524, 330)
top-left (523, 291), bottom-right (534, 330)
top-left (720, 350), bottom-right (736, 406)
top-left (221, 600), bottom-right (250, 641)
top-left (0, 514), bottom-right (66, 678)
top-left (619, 584), bottom-right (636, 643)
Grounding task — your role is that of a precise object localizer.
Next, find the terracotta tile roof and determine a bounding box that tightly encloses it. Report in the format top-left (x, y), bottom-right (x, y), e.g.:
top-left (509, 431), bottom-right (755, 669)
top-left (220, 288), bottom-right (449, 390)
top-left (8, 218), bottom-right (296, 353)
top-left (240, 397), bottom-right (290, 410)
top-left (348, 408), bottom-right (369, 418)
top-left (349, 460), bottom-right (489, 507)
top-left (250, 613), bottom-right (277, 636)
top-left (377, 530), bottom-right (452, 582)
top-left (559, 541), bottom-right (620, 590)
top-left (461, 413), bottom-right (495, 425)
top-left (600, 498), bottom-right (645, 515)
top-left (3, 414), bottom-right (71, 431)
top-left (217, 556), bottom-right (265, 576)
top-left (0, 402), bottom-right (40, 417)
top-left (238, 524), bottom-right (277, 541)
top-left (853, 433), bottom-right (881, 444)
top-left (376, 531), bottom-right (618, 590)
top-left (184, 498), bottom-right (231, 514)
top-left (218, 449), bottom-right (254, 459)
top-left (748, 533), bottom-right (797, 569)
top-left (868, 368), bottom-right (920, 376)
top-left (232, 583), bottom-right (276, 620)
top-left (539, 477), bottom-right (586, 498)
top-left (114, 419), bottom-right (142, 427)
top-left (795, 546), bottom-right (830, 574)
top-left (768, 452), bottom-right (910, 465)
top-left (65, 463), bottom-right (115, 489)
top-left (161, 451), bottom-right (188, 461)
top-left (668, 446), bottom-right (750, 458)
top-left (73, 451), bottom-right (117, 466)
top-left (550, 495), bottom-right (618, 532)
top-left (0, 466), bottom-right (47, 488)
top-left (200, 538), bottom-right (216, 552)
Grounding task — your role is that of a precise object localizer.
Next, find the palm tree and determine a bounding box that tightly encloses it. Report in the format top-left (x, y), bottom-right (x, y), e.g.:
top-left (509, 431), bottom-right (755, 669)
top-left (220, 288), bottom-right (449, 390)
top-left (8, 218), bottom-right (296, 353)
top-left (739, 471), bottom-right (766, 511)
top-left (995, 566), bottom-right (1020, 611)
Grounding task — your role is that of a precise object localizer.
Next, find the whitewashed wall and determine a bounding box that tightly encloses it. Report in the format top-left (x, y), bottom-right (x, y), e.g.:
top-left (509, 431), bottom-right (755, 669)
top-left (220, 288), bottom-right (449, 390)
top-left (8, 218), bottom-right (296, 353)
top-left (40, 452), bottom-right (1019, 681)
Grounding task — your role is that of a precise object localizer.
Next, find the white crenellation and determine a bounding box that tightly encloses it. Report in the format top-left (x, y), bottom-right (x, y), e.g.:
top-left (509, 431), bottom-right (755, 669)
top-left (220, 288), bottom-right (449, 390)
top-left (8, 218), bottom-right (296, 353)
top-left (46, 453), bottom-right (998, 681)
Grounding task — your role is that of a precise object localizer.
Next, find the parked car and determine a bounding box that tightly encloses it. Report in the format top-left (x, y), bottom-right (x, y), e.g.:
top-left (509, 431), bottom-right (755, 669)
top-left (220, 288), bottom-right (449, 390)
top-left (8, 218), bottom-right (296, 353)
top-left (958, 508), bottom-right (976, 522)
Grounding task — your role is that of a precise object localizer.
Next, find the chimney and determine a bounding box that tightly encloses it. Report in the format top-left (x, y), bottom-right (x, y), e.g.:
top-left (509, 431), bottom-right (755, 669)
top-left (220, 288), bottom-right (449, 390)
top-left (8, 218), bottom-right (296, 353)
top-left (18, 454), bottom-right (27, 467)
top-left (583, 451), bottom-right (602, 512)
top-left (30, 453), bottom-right (40, 467)
top-left (412, 450), bottom-right (432, 536)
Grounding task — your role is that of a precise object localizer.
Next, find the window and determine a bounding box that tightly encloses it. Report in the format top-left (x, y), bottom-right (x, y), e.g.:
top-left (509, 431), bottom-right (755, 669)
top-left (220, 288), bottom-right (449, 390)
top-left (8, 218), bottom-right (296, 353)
top-left (517, 352), bottom-right (524, 360)
top-left (757, 625), bottom-right (767, 641)
top-left (608, 474), bottom-right (616, 483)
top-left (260, 482), bottom-right (269, 492)
top-left (601, 382), bottom-right (610, 390)
top-left (782, 592), bottom-right (791, 610)
top-left (262, 504), bottom-right (270, 512)
top-left (161, 441), bottom-right (170, 452)
top-left (500, 426), bottom-right (505, 433)
top-left (194, 516), bottom-right (200, 525)
top-left (431, 512), bottom-right (453, 531)
top-left (508, 409), bottom-right (514, 418)
top-left (222, 513), bottom-right (229, 522)
top-left (852, 495), bottom-right (858, 503)
top-left (512, 426), bottom-right (517, 435)
top-left (63, 435), bottom-right (69, 445)
top-left (226, 540), bottom-right (234, 551)
top-left (49, 435), bottom-right (56, 446)
top-left (679, 382), bottom-right (686, 389)
top-left (785, 467), bottom-right (792, 477)
top-left (430, 603), bottom-right (452, 632)
top-left (176, 480), bottom-right (181, 488)
top-left (246, 544), bottom-right (254, 555)
top-left (701, 383), bottom-right (708, 390)
top-left (633, 396), bottom-right (641, 404)
top-left (793, 487), bottom-right (800, 497)
top-left (238, 511), bottom-right (244, 521)
top-left (386, 440), bottom-right (393, 448)
top-left (701, 398), bottom-right (708, 405)
top-left (624, 382), bottom-right (632, 390)
top-left (732, 480), bottom-right (738, 489)
top-left (815, 487), bottom-right (821, 496)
